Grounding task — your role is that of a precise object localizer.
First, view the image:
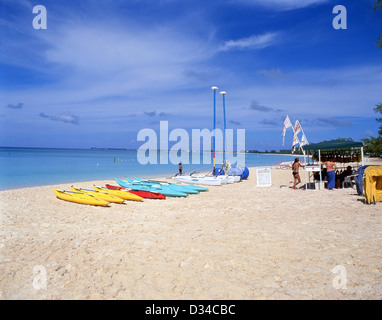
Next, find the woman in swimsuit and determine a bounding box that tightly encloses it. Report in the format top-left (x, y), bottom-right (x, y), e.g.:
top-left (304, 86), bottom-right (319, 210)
top-left (292, 158), bottom-right (304, 190)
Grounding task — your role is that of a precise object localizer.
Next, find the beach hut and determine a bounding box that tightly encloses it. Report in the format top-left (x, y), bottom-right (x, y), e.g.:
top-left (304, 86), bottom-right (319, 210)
top-left (301, 140), bottom-right (364, 190)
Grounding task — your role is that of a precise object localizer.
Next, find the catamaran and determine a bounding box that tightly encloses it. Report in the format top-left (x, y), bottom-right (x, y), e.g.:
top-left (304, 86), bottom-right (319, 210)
top-left (172, 175), bottom-right (223, 186)
top-left (172, 86), bottom-right (233, 186)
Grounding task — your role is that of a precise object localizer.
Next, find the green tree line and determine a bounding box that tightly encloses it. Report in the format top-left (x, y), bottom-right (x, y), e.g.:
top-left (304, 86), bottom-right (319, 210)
top-left (361, 104), bottom-right (382, 156)
top-left (375, 0), bottom-right (382, 47)
top-left (360, 2), bottom-right (382, 155)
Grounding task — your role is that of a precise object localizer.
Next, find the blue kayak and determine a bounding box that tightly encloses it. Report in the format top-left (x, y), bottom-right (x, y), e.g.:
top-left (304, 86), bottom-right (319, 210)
top-left (126, 178), bottom-right (199, 194)
top-left (115, 178), bottom-right (188, 198)
top-left (134, 177), bottom-right (208, 192)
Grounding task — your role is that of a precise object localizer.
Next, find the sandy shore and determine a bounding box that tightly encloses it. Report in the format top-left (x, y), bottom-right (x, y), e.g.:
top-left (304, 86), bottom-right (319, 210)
top-left (1, 159), bottom-right (381, 300)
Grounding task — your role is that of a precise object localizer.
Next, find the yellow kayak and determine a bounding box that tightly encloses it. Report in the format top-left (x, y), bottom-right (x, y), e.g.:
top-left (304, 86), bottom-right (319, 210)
top-left (70, 186), bottom-right (125, 204)
top-left (93, 185), bottom-right (143, 202)
top-left (53, 189), bottom-right (109, 207)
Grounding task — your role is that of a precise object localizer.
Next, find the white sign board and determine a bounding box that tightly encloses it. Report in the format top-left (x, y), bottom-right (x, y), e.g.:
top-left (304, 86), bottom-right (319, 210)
top-left (256, 167), bottom-right (272, 187)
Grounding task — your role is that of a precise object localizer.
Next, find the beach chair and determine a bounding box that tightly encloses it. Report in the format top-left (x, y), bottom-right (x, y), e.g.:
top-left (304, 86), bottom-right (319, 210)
top-left (342, 174), bottom-right (358, 188)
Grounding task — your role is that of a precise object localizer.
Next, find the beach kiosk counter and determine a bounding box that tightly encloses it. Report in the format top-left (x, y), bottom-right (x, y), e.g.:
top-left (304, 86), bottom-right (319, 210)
top-left (301, 140), bottom-right (364, 190)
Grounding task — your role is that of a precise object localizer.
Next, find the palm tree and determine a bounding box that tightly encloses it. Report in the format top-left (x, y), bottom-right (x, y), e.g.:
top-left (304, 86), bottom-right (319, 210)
top-left (375, 0), bottom-right (382, 47)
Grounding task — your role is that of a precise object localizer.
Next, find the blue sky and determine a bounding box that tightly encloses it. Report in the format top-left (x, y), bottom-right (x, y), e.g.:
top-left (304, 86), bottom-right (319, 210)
top-left (0, 0), bottom-right (381, 150)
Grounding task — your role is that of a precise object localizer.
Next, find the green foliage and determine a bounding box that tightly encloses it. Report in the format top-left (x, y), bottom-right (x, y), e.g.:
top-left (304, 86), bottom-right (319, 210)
top-left (374, 0), bottom-right (382, 11)
top-left (247, 150), bottom-right (261, 153)
top-left (374, 1), bottom-right (382, 47)
top-left (374, 103), bottom-right (382, 136)
top-left (362, 103), bottom-right (382, 155)
top-left (318, 137), bottom-right (354, 144)
top-left (334, 137), bottom-right (354, 142)
top-left (361, 136), bottom-right (382, 155)
top-left (377, 35), bottom-right (382, 48)
top-left (279, 149), bottom-right (293, 154)
top-left (246, 149), bottom-right (303, 154)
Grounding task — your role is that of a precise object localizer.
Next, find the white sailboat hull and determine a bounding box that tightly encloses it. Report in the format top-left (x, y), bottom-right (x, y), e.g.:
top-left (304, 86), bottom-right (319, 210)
top-left (172, 176), bottom-right (222, 186)
top-left (191, 174), bottom-right (235, 184)
top-left (232, 176), bottom-right (241, 182)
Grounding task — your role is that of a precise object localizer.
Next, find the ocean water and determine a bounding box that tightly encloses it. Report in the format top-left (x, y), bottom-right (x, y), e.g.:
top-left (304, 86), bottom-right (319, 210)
top-left (0, 147), bottom-right (297, 190)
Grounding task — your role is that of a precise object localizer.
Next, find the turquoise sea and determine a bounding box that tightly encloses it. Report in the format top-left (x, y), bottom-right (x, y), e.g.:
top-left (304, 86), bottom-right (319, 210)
top-left (0, 147), bottom-right (297, 190)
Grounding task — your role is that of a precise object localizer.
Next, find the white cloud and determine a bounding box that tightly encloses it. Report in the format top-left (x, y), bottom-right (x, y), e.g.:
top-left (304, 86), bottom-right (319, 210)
top-left (364, 130), bottom-right (374, 137)
top-left (216, 64), bottom-right (382, 130)
top-left (26, 19), bottom-right (221, 105)
top-left (218, 32), bottom-right (280, 51)
top-left (1, 0), bottom-right (378, 147)
top-left (234, 0), bottom-right (328, 11)
top-left (258, 68), bottom-right (293, 79)
top-left (39, 112), bottom-right (79, 125)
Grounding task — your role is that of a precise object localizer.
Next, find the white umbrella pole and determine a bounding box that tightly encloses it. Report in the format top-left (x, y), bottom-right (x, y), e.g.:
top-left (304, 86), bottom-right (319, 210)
top-left (319, 149), bottom-right (322, 190)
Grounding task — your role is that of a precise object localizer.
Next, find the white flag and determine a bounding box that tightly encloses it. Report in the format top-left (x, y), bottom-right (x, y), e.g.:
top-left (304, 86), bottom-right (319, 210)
top-left (282, 115), bottom-right (292, 146)
top-left (292, 132), bottom-right (300, 147)
top-left (292, 131), bottom-right (300, 153)
top-left (284, 115), bottom-right (292, 128)
top-left (281, 126), bottom-right (287, 146)
top-left (294, 120), bottom-right (302, 135)
top-left (300, 133), bottom-right (309, 147)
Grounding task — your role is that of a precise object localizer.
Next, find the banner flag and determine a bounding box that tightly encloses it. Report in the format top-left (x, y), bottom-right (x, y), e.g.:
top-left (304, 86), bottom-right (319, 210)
top-left (300, 133), bottom-right (309, 147)
top-left (292, 131), bottom-right (300, 153)
top-left (294, 120), bottom-right (302, 135)
top-left (284, 115), bottom-right (293, 128)
top-left (292, 132), bottom-right (300, 147)
top-left (282, 126), bottom-right (287, 146)
top-left (282, 115), bottom-right (292, 146)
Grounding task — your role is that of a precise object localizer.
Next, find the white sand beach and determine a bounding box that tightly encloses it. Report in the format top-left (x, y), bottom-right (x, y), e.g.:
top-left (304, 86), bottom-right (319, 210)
top-left (0, 159), bottom-right (381, 300)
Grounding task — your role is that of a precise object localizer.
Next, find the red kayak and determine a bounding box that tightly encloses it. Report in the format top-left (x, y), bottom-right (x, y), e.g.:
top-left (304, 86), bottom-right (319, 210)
top-left (105, 184), bottom-right (166, 199)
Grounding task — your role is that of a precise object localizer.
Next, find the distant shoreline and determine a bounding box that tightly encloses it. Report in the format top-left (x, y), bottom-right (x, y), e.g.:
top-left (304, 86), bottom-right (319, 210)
top-left (1, 146), bottom-right (298, 155)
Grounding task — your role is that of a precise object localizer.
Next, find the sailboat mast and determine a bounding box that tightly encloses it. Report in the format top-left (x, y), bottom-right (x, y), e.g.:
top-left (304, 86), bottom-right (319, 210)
top-left (220, 91), bottom-right (227, 166)
top-left (211, 86), bottom-right (219, 175)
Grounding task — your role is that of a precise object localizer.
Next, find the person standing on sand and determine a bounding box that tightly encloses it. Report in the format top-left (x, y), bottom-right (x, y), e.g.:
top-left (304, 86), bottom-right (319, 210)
top-left (322, 158), bottom-right (337, 190)
top-left (292, 157), bottom-right (304, 190)
top-left (178, 162), bottom-right (183, 176)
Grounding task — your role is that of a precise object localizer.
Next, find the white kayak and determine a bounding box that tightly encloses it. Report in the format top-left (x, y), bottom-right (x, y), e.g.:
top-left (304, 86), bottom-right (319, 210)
top-left (232, 175), bottom-right (241, 182)
top-left (218, 175), bottom-right (235, 184)
top-left (172, 176), bottom-right (222, 186)
top-left (191, 174), bottom-right (235, 184)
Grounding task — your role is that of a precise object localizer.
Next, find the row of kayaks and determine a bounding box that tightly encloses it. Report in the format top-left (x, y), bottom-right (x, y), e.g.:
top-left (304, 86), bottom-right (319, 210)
top-left (53, 185), bottom-right (145, 207)
top-left (53, 177), bottom-right (209, 206)
top-left (115, 177), bottom-right (208, 197)
top-left (54, 170), bottom-right (249, 206)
